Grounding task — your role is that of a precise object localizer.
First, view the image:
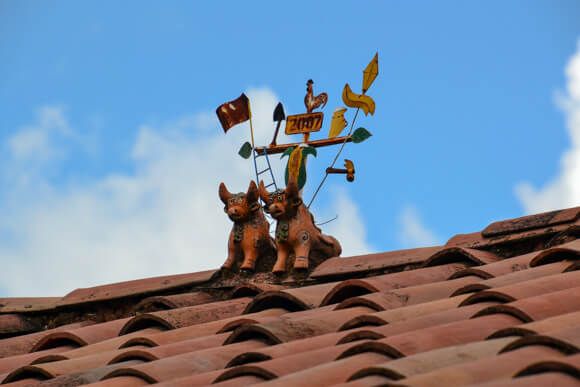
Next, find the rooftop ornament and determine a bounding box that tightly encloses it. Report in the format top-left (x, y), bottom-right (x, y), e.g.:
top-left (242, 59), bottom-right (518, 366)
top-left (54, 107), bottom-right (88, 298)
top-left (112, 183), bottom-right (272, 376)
top-left (215, 53), bottom-right (378, 276)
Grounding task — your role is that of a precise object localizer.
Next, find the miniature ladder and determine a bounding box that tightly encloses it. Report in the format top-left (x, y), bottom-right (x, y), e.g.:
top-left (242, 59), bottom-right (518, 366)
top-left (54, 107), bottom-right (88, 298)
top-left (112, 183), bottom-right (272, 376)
top-left (252, 148), bottom-right (278, 192)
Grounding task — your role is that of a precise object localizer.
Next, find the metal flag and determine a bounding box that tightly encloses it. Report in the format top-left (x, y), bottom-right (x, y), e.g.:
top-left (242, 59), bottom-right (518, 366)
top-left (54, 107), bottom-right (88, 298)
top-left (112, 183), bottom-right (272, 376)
top-left (362, 53), bottom-right (379, 93)
top-left (342, 84), bottom-right (375, 115)
top-left (216, 93), bottom-right (251, 133)
top-left (328, 107), bottom-right (348, 138)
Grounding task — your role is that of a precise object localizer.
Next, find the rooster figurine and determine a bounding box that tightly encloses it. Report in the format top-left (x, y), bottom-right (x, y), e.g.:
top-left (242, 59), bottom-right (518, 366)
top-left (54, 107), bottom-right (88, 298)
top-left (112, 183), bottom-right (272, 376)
top-left (304, 79), bottom-right (328, 113)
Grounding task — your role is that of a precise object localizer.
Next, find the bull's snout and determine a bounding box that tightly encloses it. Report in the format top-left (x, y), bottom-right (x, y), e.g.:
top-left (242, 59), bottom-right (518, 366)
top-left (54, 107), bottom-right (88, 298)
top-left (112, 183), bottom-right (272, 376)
top-left (228, 207), bottom-right (242, 220)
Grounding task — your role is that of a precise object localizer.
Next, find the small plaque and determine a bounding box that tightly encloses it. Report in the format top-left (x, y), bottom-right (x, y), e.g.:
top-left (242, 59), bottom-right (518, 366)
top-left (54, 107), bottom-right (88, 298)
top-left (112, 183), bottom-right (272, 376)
top-left (285, 112), bottom-right (324, 135)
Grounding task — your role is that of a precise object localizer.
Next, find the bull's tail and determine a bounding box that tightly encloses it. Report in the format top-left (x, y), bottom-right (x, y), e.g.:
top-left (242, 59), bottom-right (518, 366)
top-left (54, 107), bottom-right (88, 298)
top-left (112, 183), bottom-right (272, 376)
top-left (320, 234), bottom-right (342, 257)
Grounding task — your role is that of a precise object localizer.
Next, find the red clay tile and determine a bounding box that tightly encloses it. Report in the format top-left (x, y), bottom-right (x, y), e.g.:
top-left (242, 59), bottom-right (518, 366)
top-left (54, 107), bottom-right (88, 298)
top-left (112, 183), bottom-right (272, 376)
top-left (346, 302), bottom-right (500, 341)
top-left (474, 286), bottom-right (580, 322)
top-left (343, 314), bottom-right (522, 357)
top-left (310, 246), bottom-right (445, 280)
top-left (347, 337), bottom-right (514, 382)
top-left (338, 375), bottom-right (397, 386)
top-left (133, 291), bottom-right (217, 313)
top-left (340, 294), bottom-right (472, 330)
top-left (226, 328), bottom-right (376, 368)
top-left (460, 270), bottom-right (580, 306)
top-left (37, 328), bottom-right (163, 363)
top-left (484, 207), bottom-right (580, 237)
top-left (225, 306), bottom-right (373, 345)
top-left (446, 207), bottom-right (580, 249)
top-left (0, 314), bottom-right (39, 336)
top-left (120, 308), bottom-right (286, 348)
top-left (243, 282), bottom-right (337, 313)
top-left (489, 311), bottom-right (580, 339)
top-left (0, 298), bottom-right (60, 314)
top-left (421, 247), bottom-right (501, 267)
top-left (211, 374), bottom-right (269, 387)
top-left (101, 340), bottom-right (268, 383)
top-left (151, 369), bottom-right (224, 387)
top-left (452, 261), bottom-right (571, 295)
top-left (336, 276), bottom-right (482, 311)
top-left (530, 239), bottom-right (580, 267)
top-left (214, 340), bottom-right (392, 384)
top-left (514, 353), bottom-right (580, 378)
top-left (61, 270), bottom-right (217, 306)
top-left (1, 359), bottom-right (144, 385)
top-left (31, 317), bottom-right (130, 352)
top-left (110, 334), bottom-right (229, 364)
top-left (321, 263), bottom-right (467, 306)
top-left (2, 348), bottom-right (149, 383)
top-left (448, 251), bottom-right (539, 280)
top-left (119, 297), bottom-right (252, 334)
top-left (500, 325), bottom-right (580, 354)
top-left (396, 346), bottom-right (565, 387)
top-left (230, 283), bottom-right (290, 299)
top-left (80, 374), bottom-right (149, 386)
top-left (0, 321), bottom-right (94, 359)
top-left (0, 346), bottom-right (76, 375)
top-left (253, 352), bottom-right (390, 386)
top-left (462, 373), bottom-right (580, 387)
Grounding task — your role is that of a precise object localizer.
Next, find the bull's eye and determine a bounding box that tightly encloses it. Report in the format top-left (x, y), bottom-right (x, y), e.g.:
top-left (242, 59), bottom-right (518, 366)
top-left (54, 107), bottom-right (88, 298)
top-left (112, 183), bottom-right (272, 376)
top-left (229, 199), bottom-right (234, 205)
top-left (276, 195), bottom-right (282, 201)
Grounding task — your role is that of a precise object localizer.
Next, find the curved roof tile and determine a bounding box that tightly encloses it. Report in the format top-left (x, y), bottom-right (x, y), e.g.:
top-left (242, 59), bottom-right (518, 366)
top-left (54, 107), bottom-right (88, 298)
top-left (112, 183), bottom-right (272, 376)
top-left (61, 270), bottom-right (217, 306)
top-left (31, 318), bottom-right (130, 352)
top-left (461, 373), bottom-right (580, 387)
top-left (133, 292), bottom-right (216, 313)
top-left (514, 353), bottom-right (580, 379)
top-left (119, 297), bottom-right (251, 334)
top-left (337, 276), bottom-right (481, 311)
top-left (421, 247), bottom-right (501, 267)
top-left (474, 286), bottom-right (580, 322)
top-left (489, 311), bottom-right (580, 339)
top-left (394, 345), bottom-right (565, 387)
top-left (460, 270), bottom-right (580, 307)
top-left (243, 282), bottom-right (337, 313)
top-left (100, 340), bottom-right (267, 384)
top-left (321, 263), bottom-right (467, 306)
top-left (530, 239), bottom-right (580, 267)
top-left (0, 321), bottom-right (94, 359)
top-left (310, 246), bottom-right (444, 280)
top-left (347, 337), bottom-right (514, 382)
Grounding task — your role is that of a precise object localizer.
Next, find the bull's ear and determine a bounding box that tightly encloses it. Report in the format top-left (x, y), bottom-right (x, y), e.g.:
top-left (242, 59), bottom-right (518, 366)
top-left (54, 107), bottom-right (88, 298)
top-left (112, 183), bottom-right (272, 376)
top-left (286, 181), bottom-right (303, 207)
top-left (258, 180), bottom-right (270, 203)
top-left (219, 182), bottom-right (230, 205)
top-left (247, 180), bottom-right (259, 204)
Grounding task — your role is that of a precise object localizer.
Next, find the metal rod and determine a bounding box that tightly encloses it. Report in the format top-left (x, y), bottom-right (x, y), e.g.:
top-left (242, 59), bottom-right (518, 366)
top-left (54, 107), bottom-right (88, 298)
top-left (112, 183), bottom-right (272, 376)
top-left (256, 136), bottom-right (354, 155)
top-left (307, 107), bottom-right (360, 209)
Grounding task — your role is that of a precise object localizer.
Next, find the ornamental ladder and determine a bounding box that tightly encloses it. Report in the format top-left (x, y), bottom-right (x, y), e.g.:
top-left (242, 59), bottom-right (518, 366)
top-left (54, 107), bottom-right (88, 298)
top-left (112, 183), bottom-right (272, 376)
top-left (252, 148), bottom-right (278, 192)
top-left (252, 148), bottom-right (278, 234)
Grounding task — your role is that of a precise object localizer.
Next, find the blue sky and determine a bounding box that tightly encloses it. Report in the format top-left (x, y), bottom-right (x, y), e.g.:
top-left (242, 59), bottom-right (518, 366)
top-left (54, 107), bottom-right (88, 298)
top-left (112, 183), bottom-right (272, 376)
top-left (1, 1), bottom-right (580, 296)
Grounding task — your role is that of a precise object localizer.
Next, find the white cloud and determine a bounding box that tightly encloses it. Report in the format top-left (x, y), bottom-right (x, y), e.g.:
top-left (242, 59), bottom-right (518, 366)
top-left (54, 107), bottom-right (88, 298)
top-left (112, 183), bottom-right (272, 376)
top-left (0, 88), bottom-right (372, 297)
top-left (397, 205), bottom-right (441, 248)
top-left (515, 39), bottom-right (580, 213)
top-left (314, 187), bottom-right (375, 257)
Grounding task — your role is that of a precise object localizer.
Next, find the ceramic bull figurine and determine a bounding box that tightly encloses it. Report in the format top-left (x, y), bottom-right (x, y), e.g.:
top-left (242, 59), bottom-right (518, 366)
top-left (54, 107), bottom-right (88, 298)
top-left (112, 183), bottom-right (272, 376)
top-left (219, 181), bottom-right (275, 272)
top-left (259, 180), bottom-right (342, 273)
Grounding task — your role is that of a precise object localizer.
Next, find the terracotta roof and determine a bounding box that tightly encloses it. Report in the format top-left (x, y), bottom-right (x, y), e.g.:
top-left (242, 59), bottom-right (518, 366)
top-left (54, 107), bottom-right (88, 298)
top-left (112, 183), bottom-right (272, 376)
top-left (1, 206), bottom-right (580, 386)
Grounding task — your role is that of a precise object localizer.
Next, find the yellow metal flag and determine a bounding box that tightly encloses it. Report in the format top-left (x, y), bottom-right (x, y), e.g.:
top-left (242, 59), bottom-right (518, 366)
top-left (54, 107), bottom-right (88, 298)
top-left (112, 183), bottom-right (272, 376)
top-left (342, 84), bottom-right (375, 116)
top-left (363, 53), bottom-right (379, 93)
top-left (329, 107), bottom-right (348, 138)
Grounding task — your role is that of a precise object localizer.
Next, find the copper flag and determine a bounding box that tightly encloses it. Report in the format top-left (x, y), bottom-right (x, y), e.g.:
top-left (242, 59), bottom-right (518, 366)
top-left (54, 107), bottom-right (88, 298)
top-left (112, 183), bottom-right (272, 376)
top-left (216, 93), bottom-right (251, 133)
